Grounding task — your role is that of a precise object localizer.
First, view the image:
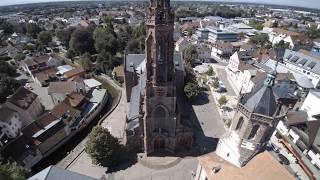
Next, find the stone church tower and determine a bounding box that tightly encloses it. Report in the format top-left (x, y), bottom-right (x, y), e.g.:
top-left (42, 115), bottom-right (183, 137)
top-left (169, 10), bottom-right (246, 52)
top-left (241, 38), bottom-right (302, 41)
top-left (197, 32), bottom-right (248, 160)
top-left (216, 68), bottom-right (295, 167)
top-left (142, 0), bottom-right (192, 154)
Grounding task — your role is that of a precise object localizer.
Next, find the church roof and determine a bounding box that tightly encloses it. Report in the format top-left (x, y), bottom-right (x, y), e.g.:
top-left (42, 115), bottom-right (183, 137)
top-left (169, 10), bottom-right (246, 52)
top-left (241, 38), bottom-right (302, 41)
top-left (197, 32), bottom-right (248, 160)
top-left (242, 85), bottom-right (278, 117)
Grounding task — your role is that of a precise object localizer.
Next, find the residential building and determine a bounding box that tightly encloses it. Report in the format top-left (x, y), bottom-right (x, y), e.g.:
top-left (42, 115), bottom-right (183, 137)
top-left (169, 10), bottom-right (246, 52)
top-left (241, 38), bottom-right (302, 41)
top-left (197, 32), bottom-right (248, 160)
top-left (5, 87), bottom-right (44, 127)
top-left (175, 37), bottom-right (190, 52)
top-left (28, 165), bottom-right (97, 180)
top-left (63, 67), bottom-right (85, 80)
top-left (268, 28), bottom-right (312, 51)
top-left (196, 44), bottom-right (211, 60)
top-left (0, 106), bottom-right (22, 147)
top-left (48, 82), bottom-right (83, 105)
top-left (33, 67), bottom-right (57, 87)
top-left (282, 49), bottom-right (320, 88)
top-left (275, 109), bottom-right (320, 179)
top-left (195, 152), bottom-right (294, 180)
top-left (216, 69), bottom-right (297, 167)
top-left (211, 41), bottom-right (234, 60)
top-left (84, 79), bottom-right (102, 92)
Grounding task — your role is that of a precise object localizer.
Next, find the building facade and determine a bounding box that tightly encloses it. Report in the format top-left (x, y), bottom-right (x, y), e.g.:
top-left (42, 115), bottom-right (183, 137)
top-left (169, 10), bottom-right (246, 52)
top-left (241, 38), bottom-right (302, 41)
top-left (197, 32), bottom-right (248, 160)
top-left (125, 0), bottom-right (193, 155)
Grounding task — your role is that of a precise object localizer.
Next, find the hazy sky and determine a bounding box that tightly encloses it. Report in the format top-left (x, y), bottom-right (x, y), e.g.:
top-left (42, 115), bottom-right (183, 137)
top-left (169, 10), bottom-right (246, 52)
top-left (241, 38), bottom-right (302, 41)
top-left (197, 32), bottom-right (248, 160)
top-left (0, 0), bottom-right (319, 9)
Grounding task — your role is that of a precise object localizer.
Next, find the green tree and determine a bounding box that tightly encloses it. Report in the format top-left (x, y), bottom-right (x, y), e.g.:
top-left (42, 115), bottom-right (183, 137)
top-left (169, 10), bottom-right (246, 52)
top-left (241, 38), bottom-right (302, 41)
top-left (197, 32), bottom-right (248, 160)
top-left (37, 31), bottom-right (52, 46)
top-left (213, 79), bottom-right (220, 89)
top-left (184, 82), bottom-right (200, 99)
top-left (69, 28), bottom-right (95, 55)
top-left (85, 126), bottom-right (121, 167)
top-left (0, 161), bottom-right (31, 180)
top-left (206, 66), bottom-right (215, 76)
top-left (306, 26), bottom-right (320, 39)
top-left (96, 50), bottom-right (112, 73)
top-left (56, 27), bottom-right (74, 49)
top-left (249, 20), bottom-right (264, 30)
top-left (26, 23), bottom-right (41, 38)
top-left (182, 45), bottom-right (198, 66)
top-left (0, 75), bottom-right (19, 103)
top-left (250, 33), bottom-right (270, 48)
top-left (93, 27), bottom-right (119, 55)
top-left (79, 53), bottom-right (93, 72)
top-left (126, 39), bottom-right (141, 53)
top-left (0, 20), bottom-right (14, 34)
top-left (132, 22), bottom-right (146, 39)
top-left (14, 53), bottom-right (26, 61)
top-left (0, 61), bottom-right (16, 76)
top-left (274, 40), bottom-right (290, 49)
top-left (218, 95), bottom-right (228, 107)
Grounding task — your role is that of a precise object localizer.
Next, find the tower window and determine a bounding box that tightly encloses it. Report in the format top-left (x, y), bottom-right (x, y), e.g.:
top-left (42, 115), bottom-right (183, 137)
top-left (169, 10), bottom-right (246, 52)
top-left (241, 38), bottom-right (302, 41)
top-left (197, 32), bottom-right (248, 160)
top-left (248, 125), bottom-right (259, 139)
top-left (236, 117), bottom-right (244, 131)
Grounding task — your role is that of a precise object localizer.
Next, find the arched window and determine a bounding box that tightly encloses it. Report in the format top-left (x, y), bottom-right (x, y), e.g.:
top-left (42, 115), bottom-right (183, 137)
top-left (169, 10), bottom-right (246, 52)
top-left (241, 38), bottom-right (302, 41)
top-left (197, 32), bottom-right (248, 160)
top-left (248, 125), bottom-right (259, 139)
top-left (154, 106), bottom-right (166, 118)
top-left (235, 117), bottom-right (244, 131)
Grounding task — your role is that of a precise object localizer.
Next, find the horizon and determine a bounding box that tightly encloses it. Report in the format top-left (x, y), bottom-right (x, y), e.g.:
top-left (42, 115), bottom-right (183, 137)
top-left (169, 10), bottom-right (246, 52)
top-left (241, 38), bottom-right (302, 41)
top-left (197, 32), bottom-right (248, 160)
top-left (0, 0), bottom-right (319, 10)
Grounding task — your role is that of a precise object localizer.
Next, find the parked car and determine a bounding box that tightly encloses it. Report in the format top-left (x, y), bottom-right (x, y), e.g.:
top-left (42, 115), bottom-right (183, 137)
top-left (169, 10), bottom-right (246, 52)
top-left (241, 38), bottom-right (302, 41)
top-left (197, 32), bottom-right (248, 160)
top-left (216, 80), bottom-right (227, 93)
top-left (278, 154), bottom-right (290, 165)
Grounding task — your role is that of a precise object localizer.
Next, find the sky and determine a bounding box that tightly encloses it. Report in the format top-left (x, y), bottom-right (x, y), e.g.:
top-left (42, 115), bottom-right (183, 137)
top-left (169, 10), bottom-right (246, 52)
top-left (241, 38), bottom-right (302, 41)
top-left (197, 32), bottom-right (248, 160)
top-left (0, 0), bottom-right (319, 9)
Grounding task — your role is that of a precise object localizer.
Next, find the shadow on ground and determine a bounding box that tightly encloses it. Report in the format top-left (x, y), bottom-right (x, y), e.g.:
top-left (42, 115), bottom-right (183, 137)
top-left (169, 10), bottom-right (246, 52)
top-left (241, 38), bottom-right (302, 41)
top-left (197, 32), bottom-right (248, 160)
top-left (106, 152), bottom-right (138, 173)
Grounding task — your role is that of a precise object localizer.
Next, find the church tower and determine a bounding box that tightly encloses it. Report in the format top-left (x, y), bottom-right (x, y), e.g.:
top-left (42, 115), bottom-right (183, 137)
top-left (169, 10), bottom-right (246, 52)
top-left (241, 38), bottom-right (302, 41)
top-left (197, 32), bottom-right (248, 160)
top-left (143, 0), bottom-right (182, 154)
top-left (216, 69), bottom-right (288, 167)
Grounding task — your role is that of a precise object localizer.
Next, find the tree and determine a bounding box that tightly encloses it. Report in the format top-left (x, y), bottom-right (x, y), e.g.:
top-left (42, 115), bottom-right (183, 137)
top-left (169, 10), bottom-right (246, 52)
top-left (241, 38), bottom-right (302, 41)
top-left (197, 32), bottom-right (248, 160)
top-left (85, 126), bottom-right (121, 167)
top-left (14, 53), bottom-right (26, 61)
top-left (26, 23), bottom-right (41, 38)
top-left (249, 20), bottom-right (264, 30)
top-left (206, 66), bottom-right (215, 76)
top-left (218, 95), bottom-right (228, 107)
top-left (250, 33), bottom-right (270, 48)
top-left (0, 161), bottom-right (31, 180)
top-left (184, 82), bottom-right (200, 99)
top-left (306, 26), bottom-right (320, 39)
top-left (69, 28), bottom-right (95, 55)
top-left (79, 53), bottom-right (93, 72)
top-left (0, 75), bottom-right (19, 103)
top-left (56, 27), bottom-right (74, 49)
top-left (0, 20), bottom-right (14, 34)
top-left (93, 27), bottom-right (119, 55)
top-left (0, 61), bottom-right (16, 76)
top-left (182, 45), bottom-right (198, 66)
top-left (274, 40), bottom-right (290, 49)
top-left (126, 39), bottom-right (141, 53)
top-left (96, 50), bottom-right (112, 73)
top-left (213, 79), bottom-right (220, 89)
top-left (37, 31), bottom-right (52, 46)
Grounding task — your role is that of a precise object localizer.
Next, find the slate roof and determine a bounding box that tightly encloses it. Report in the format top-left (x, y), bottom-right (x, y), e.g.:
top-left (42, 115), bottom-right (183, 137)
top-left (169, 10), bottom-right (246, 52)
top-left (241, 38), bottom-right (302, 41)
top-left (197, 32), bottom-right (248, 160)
top-left (0, 107), bottom-right (17, 123)
top-left (242, 85), bottom-right (278, 117)
top-left (124, 54), bottom-right (145, 72)
top-left (28, 165), bottom-right (97, 180)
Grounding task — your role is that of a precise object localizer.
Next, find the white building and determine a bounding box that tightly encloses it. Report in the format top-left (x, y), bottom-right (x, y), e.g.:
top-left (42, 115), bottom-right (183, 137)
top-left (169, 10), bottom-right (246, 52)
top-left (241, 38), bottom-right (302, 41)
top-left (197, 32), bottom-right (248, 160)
top-left (282, 49), bottom-right (320, 88)
top-left (5, 87), bottom-right (44, 127)
top-left (0, 107), bottom-right (22, 147)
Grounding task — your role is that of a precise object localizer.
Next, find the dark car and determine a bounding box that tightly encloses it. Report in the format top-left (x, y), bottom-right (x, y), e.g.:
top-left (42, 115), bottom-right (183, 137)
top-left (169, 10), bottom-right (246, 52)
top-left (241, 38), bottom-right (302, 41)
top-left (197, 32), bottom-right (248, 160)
top-left (278, 154), bottom-right (290, 165)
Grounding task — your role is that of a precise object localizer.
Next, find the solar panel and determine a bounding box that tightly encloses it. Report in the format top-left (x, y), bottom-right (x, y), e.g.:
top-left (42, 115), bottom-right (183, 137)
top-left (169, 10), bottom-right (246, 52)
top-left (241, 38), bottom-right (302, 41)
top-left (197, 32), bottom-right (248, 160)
top-left (290, 56), bottom-right (300, 63)
top-left (307, 61), bottom-right (316, 69)
top-left (286, 54), bottom-right (293, 60)
top-left (298, 58), bottom-right (308, 66)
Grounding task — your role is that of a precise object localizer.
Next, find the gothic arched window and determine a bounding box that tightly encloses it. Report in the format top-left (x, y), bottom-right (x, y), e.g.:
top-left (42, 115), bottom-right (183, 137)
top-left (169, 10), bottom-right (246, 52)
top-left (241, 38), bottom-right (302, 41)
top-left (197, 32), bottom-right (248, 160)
top-left (235, 117), bottom-right (244, 131)
top-left (154, 106), bottom-right (166, 118)
top-left (248, 125), bottom-right (259, 139)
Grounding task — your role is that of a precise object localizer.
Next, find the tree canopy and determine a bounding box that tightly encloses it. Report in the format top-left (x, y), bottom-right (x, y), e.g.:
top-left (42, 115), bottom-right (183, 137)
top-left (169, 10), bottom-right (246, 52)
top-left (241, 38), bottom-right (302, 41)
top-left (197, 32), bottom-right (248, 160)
top-left (79, 53), bottom-right (93, 72)
top-left (37, 31), bottom-right (52, 46)
top-left (183, 45), bottom-right (198, 66)
top-left (0, 161), bottom-right (31, 180)
top-left (69, 28), bottom-right (95, 55)
top-left (0, 61), bottom-right (16, 76)
top-left (249, 20), bottom-right (264, 30)
top-left (56, 27), bottom-right (74, 49)
top-left (93, 27), bottom-right (119, 55)
top-left (184, 82), bottom-right (201, 100)
top-left (26, 23), bottom-right (41, 38)
top-left (250, 33), bottom-right (270, 48)
top-left (218, 95), bottom-right (228, 107)
top-left (85, 126), bottom-right (121, 167)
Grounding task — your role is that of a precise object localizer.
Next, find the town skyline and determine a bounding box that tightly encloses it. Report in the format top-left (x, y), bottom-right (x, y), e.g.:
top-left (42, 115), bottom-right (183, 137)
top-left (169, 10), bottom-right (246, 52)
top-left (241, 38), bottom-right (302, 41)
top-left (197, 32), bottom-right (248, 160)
top-left (0, 0), bottom-right (320, 10)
